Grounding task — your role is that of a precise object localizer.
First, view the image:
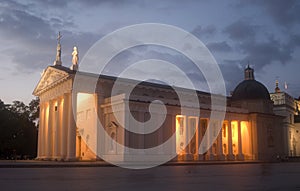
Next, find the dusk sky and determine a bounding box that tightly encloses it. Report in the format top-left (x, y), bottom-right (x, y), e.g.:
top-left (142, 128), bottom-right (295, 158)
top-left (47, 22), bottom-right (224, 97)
top-left (0, 0), bottom-right (300, 104)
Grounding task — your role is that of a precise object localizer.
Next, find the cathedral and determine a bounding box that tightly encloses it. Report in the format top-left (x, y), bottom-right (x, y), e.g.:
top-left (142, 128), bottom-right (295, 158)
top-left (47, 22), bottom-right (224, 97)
top-left (33, 38), bottom-right (300, 163)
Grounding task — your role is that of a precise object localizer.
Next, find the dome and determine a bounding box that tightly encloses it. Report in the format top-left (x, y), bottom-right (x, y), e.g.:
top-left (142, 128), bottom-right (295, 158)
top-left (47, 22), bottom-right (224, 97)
top-left (231, 65), bottom-right (270, 101)
top-left (232, 80), bottom-right (270, 100)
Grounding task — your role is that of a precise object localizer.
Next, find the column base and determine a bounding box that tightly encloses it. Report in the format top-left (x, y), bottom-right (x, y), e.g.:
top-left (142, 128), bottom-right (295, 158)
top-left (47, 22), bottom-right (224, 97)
top-left (65, 157), bottom-right (77, 162)
top-left (227, 154), bottom-right (235, 160)
top-left (176, 154), bottom-right (184, 161)
top-left (218, 154), bottom-right (226, 160)
top-left (183, 154), bottom-right (194, 161)
top-left (198, 154), bottom-right (205, 161)
top-left (208, 154), bottom-right (216, 160)
top-left (37, 156), bottom-right (52, 161)
top-left (50, 156), bottom-right (63, 161)
top-left (237, 154), bottom-right (244, 161)
top-left (193, 154), bottom-right (199, 160)
top-left (35, 156), bottom-right (47, 160)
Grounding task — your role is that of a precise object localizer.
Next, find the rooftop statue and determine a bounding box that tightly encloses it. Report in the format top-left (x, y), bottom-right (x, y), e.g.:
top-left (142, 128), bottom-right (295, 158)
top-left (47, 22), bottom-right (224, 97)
top-left (71, 46), bottom-right (79, 71)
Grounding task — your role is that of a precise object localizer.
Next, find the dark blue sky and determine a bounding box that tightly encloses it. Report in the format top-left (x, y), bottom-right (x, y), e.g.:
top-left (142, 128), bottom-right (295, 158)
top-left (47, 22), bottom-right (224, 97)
top-left (0, 0), bottom-right (299, 103)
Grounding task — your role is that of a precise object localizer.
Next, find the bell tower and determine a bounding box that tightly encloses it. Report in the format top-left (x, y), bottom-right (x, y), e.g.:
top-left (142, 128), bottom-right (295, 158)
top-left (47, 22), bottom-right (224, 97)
top-left (244, 64), bottom-right (254, 80)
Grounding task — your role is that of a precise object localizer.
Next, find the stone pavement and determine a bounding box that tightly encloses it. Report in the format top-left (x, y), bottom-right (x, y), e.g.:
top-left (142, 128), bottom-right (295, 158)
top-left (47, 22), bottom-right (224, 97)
top-left (1, 162), bottom-right (300, 191)
top-left (0, 159), bottom-right (265, 168)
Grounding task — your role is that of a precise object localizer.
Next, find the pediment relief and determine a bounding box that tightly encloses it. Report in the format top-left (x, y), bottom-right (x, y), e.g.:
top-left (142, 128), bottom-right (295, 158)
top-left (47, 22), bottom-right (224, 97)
top-left (33, 66), bottom-right (71, 95)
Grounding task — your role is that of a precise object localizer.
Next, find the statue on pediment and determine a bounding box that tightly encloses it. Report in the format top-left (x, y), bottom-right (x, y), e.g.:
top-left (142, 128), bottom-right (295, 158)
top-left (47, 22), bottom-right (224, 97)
top-left (71, 46), bottom-right (79, 71)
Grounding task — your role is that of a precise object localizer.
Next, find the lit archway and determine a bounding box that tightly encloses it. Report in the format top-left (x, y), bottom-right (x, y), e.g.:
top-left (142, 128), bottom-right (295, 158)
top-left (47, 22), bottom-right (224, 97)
top-left (241, 121), bottom-right (252, 159)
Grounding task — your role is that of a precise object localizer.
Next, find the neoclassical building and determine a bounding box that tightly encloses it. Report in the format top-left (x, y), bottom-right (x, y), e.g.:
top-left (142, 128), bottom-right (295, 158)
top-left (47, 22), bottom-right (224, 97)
top-left (33, 41), bottom-right (299, 162)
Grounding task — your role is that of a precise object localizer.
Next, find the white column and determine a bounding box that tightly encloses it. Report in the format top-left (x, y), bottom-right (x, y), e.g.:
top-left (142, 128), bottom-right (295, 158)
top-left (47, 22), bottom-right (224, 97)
top-left (183, 115), bottom-right (190, 160)
top-left (60, 94), bottom-right (68, 159)
top-left (36, 102), bottom-right (44, 159)
top-left (96, 93), bottom-right (104, 160)
top-left (185, 116), bottom-right (190, 155)
top-left (56, 97), bottom-right (63, 159)
top-left (53, 99), bottom-right (59, 159)
top-left (138, 112), bottom-right (145, 154)
top-left (66, 92), bottom-right (77, 161)
top-left (198, 118), bottom-right (204, 161)
top-left (124, 103), bottom-right (130, 155)
top-left (158, 113), bottom-right (164, 155)
top-left (46, 100), bottom-right (53, 159)
top-left (171, 114), bottom-right (177, 158)
top-left (208, 120), bottom-right (215, 160)
top-left (237, 121), bottom-right (244, 160)
top-left (217, 121), bottom-right (225, 160)
top-left (42, 102), bottom-right (48, 158)
top-left (227, 121), bottom-right (235, 160)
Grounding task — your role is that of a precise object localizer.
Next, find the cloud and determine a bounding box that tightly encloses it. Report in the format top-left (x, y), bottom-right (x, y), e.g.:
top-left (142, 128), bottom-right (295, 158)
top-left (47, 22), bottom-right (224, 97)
top-left (223, 17), bottom-right (299, 70)
top-left (100, 45), bottom-right (210, 91)
top-left (256, 0), bottom-right (300, 28)
top-left (288, 34), bottom-right (300, 48)
top-left (223, 20), bottom-right (257, 41)
top-left (191, 25), bottom-right (217, 39)
top-left (206, 41), bottom-right (232, 52)
top-left (237, 0), bottom-right (300, 28)
top-left (219, 60), bottom-right (244, 94)
top-left (76, 0), bottom-right (126, 7)
top-left (27, 0), bottom-right (69, 8)
top-left (0, 1), bottom-right (102, 73)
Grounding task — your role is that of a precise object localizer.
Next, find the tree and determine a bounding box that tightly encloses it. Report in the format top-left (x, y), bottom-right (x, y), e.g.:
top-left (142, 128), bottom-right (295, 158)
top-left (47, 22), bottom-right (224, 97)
top-left (0, 98), bottom-right (38, 159)
top-left (29, 97), bottom-right (40, 124)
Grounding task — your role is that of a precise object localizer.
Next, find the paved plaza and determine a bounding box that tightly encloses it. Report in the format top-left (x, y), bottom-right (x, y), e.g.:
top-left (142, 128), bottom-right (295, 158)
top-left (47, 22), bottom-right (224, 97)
top-left (0, 162), bottom-right (300, 191)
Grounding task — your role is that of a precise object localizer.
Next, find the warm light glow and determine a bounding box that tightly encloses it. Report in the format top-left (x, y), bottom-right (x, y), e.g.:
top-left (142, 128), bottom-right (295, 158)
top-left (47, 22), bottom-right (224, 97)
top-left (188, 117), bottom-right (198, 155)
top-left (222, 121), bottom-right (228, 155)
top-left (44, 103), bottom-right (49, 152)
top-left (77, 93), bottom-right (94, 107)
top-left (241, 121), bottom-right (252, 159)
top-left (76, 93), bottom-right (97, 160)
top-left (231, 121), bottom-right (239, 155)
top-left (176, 115), bottom-right (186, 155)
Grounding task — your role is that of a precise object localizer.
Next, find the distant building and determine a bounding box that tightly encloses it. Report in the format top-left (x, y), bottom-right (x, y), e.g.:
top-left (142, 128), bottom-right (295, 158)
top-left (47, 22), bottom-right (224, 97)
top-left (270, 83), bottom-right (300, 157)
top-left (33, 40), bottom-right (299, 162)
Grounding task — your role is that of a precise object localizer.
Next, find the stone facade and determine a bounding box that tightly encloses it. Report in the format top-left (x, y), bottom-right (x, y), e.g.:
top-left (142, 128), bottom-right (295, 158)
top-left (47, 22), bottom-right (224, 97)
top-left (33, 65), bottom-right (298, 162)
top-left (270, 91), bottom-right (300, 157)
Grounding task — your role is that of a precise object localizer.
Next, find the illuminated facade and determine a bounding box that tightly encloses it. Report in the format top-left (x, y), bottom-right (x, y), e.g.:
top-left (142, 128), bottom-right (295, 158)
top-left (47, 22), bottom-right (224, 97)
top-left (33, 39), bottom-right (299, 162)
top-left (33, 62), bottom-right (300, 162)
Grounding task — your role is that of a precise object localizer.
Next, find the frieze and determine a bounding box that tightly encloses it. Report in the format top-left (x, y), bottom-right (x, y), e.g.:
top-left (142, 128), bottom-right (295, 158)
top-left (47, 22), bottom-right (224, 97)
top-left (39, 79), bottom-right (73, 102)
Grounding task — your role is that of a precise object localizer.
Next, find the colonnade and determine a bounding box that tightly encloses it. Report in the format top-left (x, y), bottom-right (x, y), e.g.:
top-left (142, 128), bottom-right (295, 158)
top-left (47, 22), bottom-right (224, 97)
top-left (37, 92), bottom-right (77, 161)
top-left (176, 115), bottom-right (249, 161)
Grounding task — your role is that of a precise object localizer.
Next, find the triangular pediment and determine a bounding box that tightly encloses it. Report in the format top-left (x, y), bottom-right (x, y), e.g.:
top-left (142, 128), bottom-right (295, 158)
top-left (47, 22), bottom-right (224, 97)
top-left (33, 66), bottom-right (74, 96)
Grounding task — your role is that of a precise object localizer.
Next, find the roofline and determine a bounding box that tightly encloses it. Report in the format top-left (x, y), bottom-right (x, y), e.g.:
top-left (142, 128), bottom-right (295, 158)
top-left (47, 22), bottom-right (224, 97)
top-left (34, 65), bottom-right (228, 99)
